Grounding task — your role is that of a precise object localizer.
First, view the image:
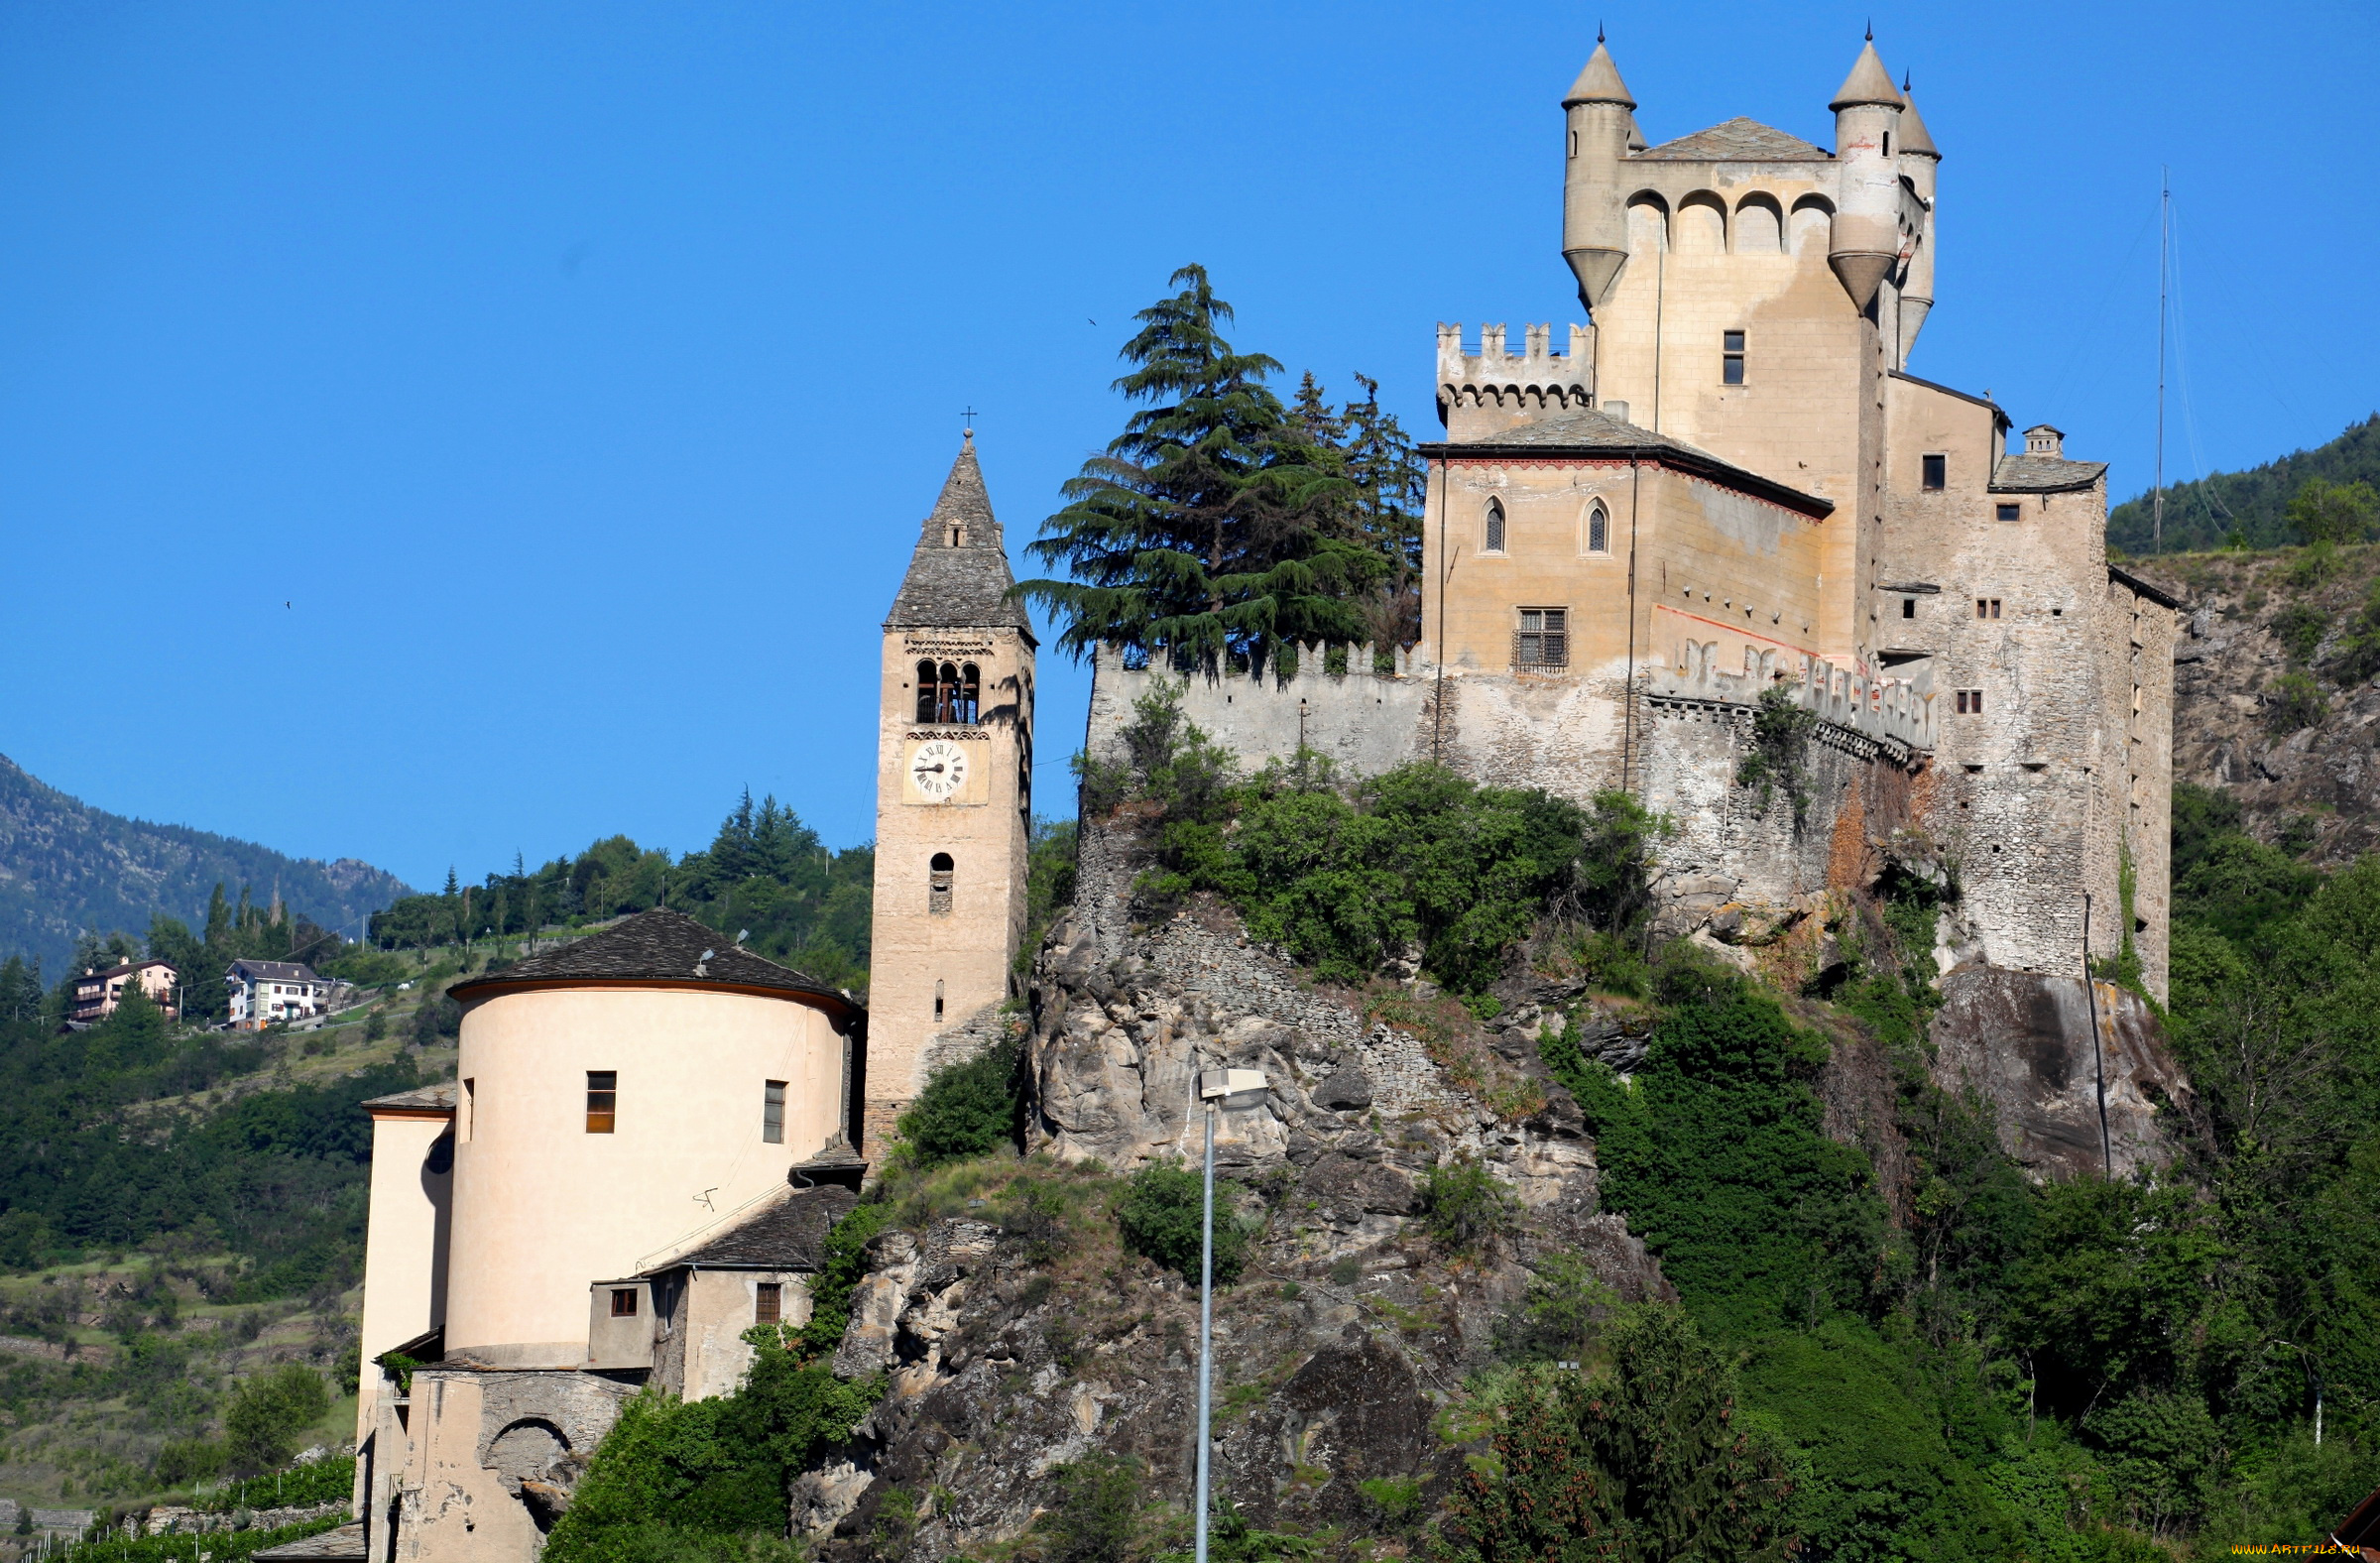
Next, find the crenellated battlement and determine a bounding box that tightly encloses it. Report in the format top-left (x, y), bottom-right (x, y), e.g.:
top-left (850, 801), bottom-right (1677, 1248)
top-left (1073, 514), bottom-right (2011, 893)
top-left (1437, 322), bottom-right (1597, 439)
top-left (1645, 638), bottom-right (1937, 755)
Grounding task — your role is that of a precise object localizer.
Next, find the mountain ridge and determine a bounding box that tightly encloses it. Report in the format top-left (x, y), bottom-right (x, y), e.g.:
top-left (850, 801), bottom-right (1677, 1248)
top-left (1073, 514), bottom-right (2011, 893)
top-left (0, 753), bottom-right (412, 975)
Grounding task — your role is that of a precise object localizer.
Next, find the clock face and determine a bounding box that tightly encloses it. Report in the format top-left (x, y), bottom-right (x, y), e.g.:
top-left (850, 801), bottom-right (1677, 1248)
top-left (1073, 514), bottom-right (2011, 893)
top-left (909, 739), bottom-right (969, 800)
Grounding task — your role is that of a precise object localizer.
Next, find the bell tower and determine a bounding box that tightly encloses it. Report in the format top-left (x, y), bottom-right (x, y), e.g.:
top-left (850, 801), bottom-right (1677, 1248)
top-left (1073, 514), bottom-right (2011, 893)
top-left (865, 434), bottom-right (1035, 1154)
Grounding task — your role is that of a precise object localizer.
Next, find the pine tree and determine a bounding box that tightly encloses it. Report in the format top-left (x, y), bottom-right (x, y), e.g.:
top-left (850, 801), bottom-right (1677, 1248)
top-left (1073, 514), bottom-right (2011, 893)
top-left (1337, 373), bottom-right (1427, 652)
top-left (1018, 265), bottom-right (1380, 673)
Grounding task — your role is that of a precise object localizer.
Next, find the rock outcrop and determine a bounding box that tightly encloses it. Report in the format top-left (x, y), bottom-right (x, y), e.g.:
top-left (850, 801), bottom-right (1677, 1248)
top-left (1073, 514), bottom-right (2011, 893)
top-left (1929, 968), bottom-right (2187, 1180)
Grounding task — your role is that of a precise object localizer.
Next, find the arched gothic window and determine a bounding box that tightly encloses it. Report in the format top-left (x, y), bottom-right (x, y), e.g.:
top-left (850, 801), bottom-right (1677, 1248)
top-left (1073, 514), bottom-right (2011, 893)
top-left (1587, 502), bottom-right (1609, 554)
top-left (1485, 499), bottom-right (1507, 554)
top-left (929, 852), bottom-right (954, 915)
top-left (914, 662), bottom-right (984, 725)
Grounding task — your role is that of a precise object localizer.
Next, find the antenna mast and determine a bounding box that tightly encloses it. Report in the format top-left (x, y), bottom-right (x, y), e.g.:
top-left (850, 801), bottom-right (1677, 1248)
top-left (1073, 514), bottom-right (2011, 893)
top-left (2154, 169), bottom-right (2170, 551)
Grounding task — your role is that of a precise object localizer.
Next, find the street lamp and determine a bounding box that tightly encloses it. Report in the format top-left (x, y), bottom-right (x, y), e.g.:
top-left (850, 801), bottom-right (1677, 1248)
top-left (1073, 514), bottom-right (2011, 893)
top-left (1194, 1066), bottom-right (1267, 1563)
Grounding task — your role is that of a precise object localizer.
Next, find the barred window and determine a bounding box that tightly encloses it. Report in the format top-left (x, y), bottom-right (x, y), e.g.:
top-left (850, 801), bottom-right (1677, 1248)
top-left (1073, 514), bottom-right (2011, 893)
top-left (1955, 688), bottom-right (1984, 715)
top-left (1514, 607), bottom-right (1569, 668)
top-left (1586, 502), bottom-right (1609, 554)
top-left (1484, 499), bottom-right (1507, 554)
top-left (756, 1282), bottom-right (782, 1325)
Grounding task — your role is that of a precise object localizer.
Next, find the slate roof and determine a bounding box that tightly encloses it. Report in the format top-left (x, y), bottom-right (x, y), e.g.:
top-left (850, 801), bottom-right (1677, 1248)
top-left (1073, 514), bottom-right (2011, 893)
top-left (1421, 408), bottom-right (1834, 520)
top-left (647, 1184), bottom-right (858, 1273)
top-left (448, 908), bottom-right (853, 1012)
top-left (230, 959), bottom-right (321, 982)
top-left (1636, 117), bottom-right (1831, 162)
top-left (887, 438), bottom-right (1034, 635)
top-left (1990, 453), bottom-right (2107, 493)
top-left (363, 1084), bottom-right (457, 1114)
top-left (252, 1523), bottom-right (368, 1562)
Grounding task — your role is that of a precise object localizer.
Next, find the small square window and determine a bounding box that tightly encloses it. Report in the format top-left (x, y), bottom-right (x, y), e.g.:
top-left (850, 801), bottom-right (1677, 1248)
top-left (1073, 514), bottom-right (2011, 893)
top-left (1995, 503), bottom-right (2021, 523)
top-left (610, 1287), bottom-right (639, 1318)
top-left (1722, 330), bottom-right (1745, 386)
top-left (762, 1080), bottom-right (786, 1144)
top-left (586, 1070), bottom-right (618, 1135)
top-left (1901, 598), bottom-right (1916, 619)
top-left (1955, 688), bottom-right (1984, 715)
top-left (756, 1282), bottom-right (781, 1325)
top-left (1976, 598), bottom-right (2001, 619)
top-left (1922, 454), bottom-right (1947, 491)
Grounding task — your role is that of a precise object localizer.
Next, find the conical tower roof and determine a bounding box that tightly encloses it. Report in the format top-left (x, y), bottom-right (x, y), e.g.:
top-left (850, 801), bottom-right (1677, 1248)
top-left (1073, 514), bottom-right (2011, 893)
top-left (886, 436), bottom-right (1033, 634)
top-left (1897, 77), bottom-right (1939, 157)
top-left (1829, 40), bottom-right (1902, 111)
top-left (1563, 42), bottom-right (1635, 108)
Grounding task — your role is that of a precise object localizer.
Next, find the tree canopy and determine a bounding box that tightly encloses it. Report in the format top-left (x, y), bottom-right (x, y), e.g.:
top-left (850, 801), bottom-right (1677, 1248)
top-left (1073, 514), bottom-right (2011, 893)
top-left (1018, 265), bottom-right (1423, 673)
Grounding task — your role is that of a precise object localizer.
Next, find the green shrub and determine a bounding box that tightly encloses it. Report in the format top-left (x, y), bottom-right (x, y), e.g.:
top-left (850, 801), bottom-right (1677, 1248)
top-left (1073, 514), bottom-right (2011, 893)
top-left (223, 1364), bottom-right (327, 1475)
top-left (2271, 602), bottom-right (2329, 662)
top-left (1035, 1450), bottom-right (1144, 1563)
top-left (1442, 1306), bottom-right (1793, 1563)
top-left (1491, 1252), bottom-right (1614, 1364)
top-left (1420, 1155), bottom-right (1517, 1252)
top-left (2266, 668), bottom-right (2326, 732)
top-left (1115, 1161), bottom-right (1250, 1284)
top-left (894, 1036), bottom-right (1021, 1169)
top-left (1543, 954), bottom-right (1881, 1336)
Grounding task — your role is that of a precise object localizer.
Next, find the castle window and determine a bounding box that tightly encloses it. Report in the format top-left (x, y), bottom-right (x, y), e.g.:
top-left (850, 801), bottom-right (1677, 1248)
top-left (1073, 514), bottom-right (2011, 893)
top-left (1484, 500), bottom-right (1506, 554)
top-left (1922, 454), bottom-right (1947, 490)
top-left (1513, 608), bottom-right (1569, 669)
top-left (1955, 689), bottom-right (1984, 714)
top-left (1977, 598), bottom-right (2002, 619)
top-left (948, 524), bottom-right (967, 547)
top-left (762, 1080), bottom-right (786, 1144)
top-left (1901, 598), bottom-right (1916, 619)
top-left (586, 1071), bottom-right (617, 1134)
top-left (914, 661), bottom-right (938, 723)
top-left (929, 853), bottom-right (954, 914)
top-left (611, 1288), bottom-right (639, 1318)
top-left (463, 1078), bottom-right (475, 1142)
top-left (1996, 503), bottom-right (2022, 522)
top-left (756, 1283), bottom-right (781, 1325)
top-left (934, 979), bottom-right (945, 1022)
top-left (1722, 331), bottom-right (1745, 386)
top-left (1585, 502), bottom-right (1609, 554)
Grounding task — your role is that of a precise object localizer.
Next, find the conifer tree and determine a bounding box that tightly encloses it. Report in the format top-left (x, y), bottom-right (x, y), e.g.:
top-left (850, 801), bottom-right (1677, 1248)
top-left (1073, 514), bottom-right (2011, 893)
top-left (1018, 265), bottom-right (1381, 673)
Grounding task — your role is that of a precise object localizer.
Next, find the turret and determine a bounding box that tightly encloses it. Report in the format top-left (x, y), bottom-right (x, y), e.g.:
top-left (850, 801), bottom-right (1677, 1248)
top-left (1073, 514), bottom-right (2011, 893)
top-left (1827, 36), bottom-right (1903, 310)
top-left (1561, 39), bottom-right (1636, 312)
top-left (1896, 74), bottom-right (1941, 361)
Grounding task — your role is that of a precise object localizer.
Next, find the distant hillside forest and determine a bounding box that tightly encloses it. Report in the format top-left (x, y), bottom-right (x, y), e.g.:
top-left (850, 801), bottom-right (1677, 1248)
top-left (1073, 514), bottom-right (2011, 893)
top-left (367, 791), bottom-right (875, 994)
top-left (2109, 413), bottom-right (2380, 554)
top-left (0, 754), bottom-right (411, 980)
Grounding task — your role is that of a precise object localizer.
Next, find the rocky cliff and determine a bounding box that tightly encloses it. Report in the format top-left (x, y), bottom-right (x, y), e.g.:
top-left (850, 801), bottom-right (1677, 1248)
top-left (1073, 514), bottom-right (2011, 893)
top-left (792, 823), bottom-right (1671, 1557)
top-left (2135, 547), bottom-right (2380, 864)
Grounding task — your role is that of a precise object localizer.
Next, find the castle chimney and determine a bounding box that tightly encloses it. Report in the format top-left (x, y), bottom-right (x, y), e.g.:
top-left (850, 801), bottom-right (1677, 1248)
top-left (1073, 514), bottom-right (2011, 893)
top-left (2024, 424), bottom-right (2066, 458)
top-left (1562, 40), bottom-right (1636, 312)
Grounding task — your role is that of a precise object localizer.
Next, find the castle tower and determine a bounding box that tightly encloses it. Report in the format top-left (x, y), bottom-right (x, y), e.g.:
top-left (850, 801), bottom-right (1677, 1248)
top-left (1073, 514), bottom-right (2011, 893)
top-left (865, 435), bottom-right (1035, 1152)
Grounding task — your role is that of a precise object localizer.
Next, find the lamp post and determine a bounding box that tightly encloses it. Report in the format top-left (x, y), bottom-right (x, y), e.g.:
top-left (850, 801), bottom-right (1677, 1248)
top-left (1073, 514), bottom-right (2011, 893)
top-left (1194, 1066), bottom-right (1268, 1563)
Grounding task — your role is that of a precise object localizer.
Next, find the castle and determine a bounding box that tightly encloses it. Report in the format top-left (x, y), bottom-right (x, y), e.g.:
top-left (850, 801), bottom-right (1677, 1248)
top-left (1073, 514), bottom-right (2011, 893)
top-left (1092, 36), bottom-right (2179, 1001)
top-left (335, 36), bottom-right (2177, 1562)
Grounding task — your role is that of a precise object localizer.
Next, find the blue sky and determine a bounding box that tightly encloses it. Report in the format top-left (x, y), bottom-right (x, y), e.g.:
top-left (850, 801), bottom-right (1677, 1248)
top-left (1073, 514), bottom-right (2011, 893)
top-left (3, 1), bottom-right (2372, 893)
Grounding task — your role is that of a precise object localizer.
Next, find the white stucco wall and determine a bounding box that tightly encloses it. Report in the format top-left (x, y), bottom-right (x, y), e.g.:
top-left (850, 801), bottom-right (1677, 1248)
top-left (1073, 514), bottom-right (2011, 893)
top-left (442, 985), bottom-right (848, 1366)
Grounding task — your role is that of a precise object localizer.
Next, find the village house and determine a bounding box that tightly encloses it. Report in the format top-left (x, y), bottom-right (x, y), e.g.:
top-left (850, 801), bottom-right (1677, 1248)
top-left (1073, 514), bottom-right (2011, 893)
top-left (226, 958), bottom-right (328, 1028)
top-left (68, 958), bottom-right (177, 1025)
